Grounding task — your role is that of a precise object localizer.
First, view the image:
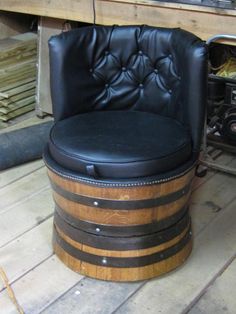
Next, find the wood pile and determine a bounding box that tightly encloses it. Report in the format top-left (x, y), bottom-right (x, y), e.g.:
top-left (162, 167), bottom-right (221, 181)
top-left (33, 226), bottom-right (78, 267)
top-left (0, 32), bottom-right (37, 122)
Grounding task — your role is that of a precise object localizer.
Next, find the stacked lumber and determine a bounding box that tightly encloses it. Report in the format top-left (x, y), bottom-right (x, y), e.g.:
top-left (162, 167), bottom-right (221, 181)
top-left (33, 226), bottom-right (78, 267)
top-left (0, 32), bottom-right (37, 122)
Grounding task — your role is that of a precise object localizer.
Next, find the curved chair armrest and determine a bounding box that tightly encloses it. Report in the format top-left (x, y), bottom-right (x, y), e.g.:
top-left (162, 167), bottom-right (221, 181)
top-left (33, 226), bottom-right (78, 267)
top-left (172, 29), bottom-right (209, 153)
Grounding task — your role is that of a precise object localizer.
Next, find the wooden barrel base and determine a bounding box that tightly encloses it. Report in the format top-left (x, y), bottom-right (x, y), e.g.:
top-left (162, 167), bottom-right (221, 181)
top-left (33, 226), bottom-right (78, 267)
top-left (52, 211), bottom-right (192, 281)
top-left (53, 225), bottom-right (192, 282)
top-left (47, 165), bottom-right (195, 281)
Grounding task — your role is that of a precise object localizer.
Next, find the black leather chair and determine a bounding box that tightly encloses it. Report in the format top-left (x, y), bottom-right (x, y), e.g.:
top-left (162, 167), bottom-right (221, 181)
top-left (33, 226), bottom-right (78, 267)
top-left (44, 25), bottom-right (208, 282)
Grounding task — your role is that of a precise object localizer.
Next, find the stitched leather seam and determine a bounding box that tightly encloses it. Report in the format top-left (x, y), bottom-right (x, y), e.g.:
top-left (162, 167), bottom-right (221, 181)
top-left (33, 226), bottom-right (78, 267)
top-left (44, 158), bottom-right (196, 187)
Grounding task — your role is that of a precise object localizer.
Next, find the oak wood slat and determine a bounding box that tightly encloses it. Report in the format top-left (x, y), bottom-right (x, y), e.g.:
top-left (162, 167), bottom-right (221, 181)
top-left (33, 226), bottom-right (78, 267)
top-left (48, 166), bottom-right (194, 281)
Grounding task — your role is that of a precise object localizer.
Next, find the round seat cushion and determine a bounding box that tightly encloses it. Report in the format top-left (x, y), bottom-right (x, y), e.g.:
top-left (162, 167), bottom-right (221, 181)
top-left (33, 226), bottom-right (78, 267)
top-left (48, 111), bottom-right (192, 179)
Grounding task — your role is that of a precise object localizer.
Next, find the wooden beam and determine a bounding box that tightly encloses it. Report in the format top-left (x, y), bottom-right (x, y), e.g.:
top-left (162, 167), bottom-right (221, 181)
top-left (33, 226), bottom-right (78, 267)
top-left (0, 0), bottom-right (94, 23)
top-left (96, 0), bottom-right (236, 41)
top-left (0, 0), bottom-right (235, 41)
top-left (36, 17), bottom-right (65, 116)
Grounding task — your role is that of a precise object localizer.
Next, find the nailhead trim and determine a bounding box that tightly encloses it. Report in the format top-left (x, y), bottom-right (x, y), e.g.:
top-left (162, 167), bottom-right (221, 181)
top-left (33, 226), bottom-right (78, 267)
top-left (44, 160), bottom-right (196, 187)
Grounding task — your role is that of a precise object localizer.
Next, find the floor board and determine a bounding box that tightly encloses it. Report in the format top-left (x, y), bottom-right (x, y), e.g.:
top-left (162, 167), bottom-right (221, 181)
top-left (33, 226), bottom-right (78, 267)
top-left (0, 167), bottom-right (49, 214)
top-left (0, 257), bottom-right (82, 314)
top-left (0, 154), bottom-right (236, 314)
top-left (113, 198), bottom-right (236, 314)
top-left (42, 278), bottom-right (143, 314)
top-left (188, 257), bottom-right (236, 314)
top-left (0, 160), bottom-right (44, 189)
top-left (40, 158), bottom-right (236, 314)
top-left (0, 187), bottom-right (53, 248)
top-left (0, 218), bottom-right (53, 291)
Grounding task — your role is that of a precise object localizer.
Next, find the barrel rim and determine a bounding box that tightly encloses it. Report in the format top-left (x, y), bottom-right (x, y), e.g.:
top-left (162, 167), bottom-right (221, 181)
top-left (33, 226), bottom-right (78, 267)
top-left (50, 179), bottom-right (192, 210)
top-left (44, 145), bottom-right (197, 187)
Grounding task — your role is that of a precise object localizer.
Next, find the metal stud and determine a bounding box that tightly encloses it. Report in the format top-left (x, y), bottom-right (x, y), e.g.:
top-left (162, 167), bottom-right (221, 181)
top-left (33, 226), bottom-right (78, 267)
top-left (102, 258), bottom-right (107, 264)
top-left (93, 201), bottom-right (99, 206)
top-left (96, 227), bottom-right (101, 233)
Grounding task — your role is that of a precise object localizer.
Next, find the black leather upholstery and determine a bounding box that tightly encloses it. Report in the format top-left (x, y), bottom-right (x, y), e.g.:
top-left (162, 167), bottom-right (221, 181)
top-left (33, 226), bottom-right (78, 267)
top-left (45, 25), bottom-right (208, 180)
top-left (48, 111), bottom-right (191, 178)
top-left (44, 143), bottom-right (198, 186)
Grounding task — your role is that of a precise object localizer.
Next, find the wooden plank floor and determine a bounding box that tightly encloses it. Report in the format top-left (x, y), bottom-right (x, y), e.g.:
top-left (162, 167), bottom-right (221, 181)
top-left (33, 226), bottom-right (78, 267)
top-left (0, 146), bottom-right (236, 313)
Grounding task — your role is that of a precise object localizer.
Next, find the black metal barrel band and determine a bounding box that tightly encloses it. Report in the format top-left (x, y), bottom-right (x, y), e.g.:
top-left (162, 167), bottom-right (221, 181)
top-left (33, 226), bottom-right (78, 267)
top-left (55, 203), bottom-right (189, 237)
top-left (50, 180), bottom-right (192, 210)
top-left (53, 210), bottom-right (191, 251)
top-left (53, 225), bottom-right (192, 268)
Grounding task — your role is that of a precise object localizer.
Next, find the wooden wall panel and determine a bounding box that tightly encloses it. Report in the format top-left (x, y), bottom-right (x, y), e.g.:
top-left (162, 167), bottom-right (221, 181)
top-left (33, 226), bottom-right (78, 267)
top-left (36, 17), bottom-right (65, 116)
top-left (97, 1), bottom-right (236, 41)
top-left (0, 0), bottom-right (94, 22)
top-left (0, 0), bottom-right (235, 42)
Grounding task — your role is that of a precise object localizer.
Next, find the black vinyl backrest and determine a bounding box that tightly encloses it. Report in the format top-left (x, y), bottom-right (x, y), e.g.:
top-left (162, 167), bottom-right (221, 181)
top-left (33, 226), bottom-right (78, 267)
top-left (49, 25), bottom-right (208, 152)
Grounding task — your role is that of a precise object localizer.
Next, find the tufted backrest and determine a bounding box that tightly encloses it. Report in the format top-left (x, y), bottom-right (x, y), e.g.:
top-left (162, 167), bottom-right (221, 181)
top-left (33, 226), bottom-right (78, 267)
top-left (49, 25), bottom-right (208, 152)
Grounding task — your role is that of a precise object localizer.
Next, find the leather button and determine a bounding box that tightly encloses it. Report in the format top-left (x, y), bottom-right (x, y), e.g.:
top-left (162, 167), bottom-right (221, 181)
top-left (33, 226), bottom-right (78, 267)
top-left (122, 67), bottom-right (127, 71)
top-left (154, 69), bottom-right (158, 74)
top-left (139, 83), bottom-right (144, 88)
top-left (138, 50), bottom-right (143, 55)
top-left (105, 83), bottom-right (109, 88)
top-left (89, 68), bottom-right (93, 73)
top-left (169, 89), bottom-right (172, 94)
top-left (105, 51), bottom-right (109, 55)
